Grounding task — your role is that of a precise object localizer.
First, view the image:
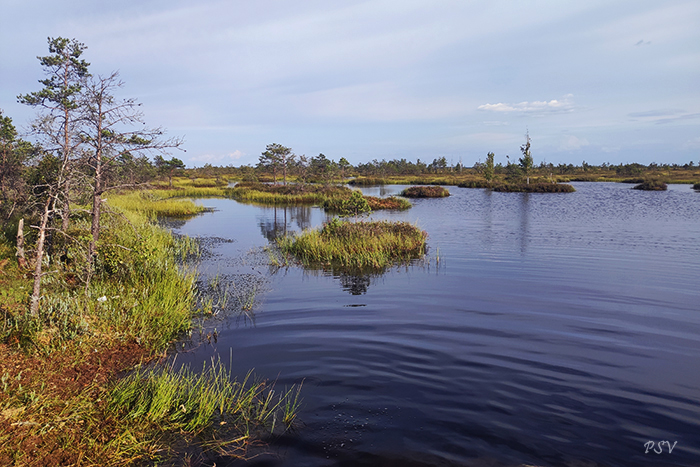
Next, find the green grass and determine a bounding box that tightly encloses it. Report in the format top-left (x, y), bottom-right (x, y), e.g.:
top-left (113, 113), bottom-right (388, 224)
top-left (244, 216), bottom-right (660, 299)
top-left (278, 218), bottom-right (428, 269)
top-left (400, 186), bottom-right (451, 198)
top-left (108, 357), bottom-right (302, 460)
top-left (108, 191), bottom-right (207, 218)
top-left (224, 182), bottom-right (352, 205)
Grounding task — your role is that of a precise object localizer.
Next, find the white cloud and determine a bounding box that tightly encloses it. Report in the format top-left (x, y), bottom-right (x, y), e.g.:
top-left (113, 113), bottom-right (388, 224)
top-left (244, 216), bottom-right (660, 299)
top-left (559, 135), bottom-right (590, 151)
top-left (478, 95), bottom-right (575, 114)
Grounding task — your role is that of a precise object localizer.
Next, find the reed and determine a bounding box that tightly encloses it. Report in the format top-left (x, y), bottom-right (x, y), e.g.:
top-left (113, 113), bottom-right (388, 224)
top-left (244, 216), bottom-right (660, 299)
top-left (278, 218), bottom-right (428, 269)
top-left (108, 357), bottom-right (301, 434)
top-left (106, 357), bottom-right (301, 462)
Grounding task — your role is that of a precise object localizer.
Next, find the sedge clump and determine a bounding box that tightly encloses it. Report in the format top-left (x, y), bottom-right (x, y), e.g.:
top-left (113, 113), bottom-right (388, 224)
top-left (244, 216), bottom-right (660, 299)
top-left (278, 218), bottom-right (427, 269)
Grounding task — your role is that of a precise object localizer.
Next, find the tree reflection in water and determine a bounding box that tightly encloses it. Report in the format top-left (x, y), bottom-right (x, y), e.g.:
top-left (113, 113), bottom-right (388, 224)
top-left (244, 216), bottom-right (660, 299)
top-left (258, 205), bottom-right (315, 241)
top-left (338, 272), bottom-right (372, 295)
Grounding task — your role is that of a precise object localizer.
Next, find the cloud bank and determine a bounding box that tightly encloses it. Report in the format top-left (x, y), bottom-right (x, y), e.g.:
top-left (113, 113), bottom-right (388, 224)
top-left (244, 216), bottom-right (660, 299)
top-left (478, 95), bottom-right (575, 114)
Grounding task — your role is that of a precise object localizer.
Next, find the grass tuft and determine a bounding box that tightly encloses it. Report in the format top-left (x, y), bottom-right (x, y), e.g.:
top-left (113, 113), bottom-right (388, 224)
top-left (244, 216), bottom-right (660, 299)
top-left (278, 218), bottom-right (427, 270)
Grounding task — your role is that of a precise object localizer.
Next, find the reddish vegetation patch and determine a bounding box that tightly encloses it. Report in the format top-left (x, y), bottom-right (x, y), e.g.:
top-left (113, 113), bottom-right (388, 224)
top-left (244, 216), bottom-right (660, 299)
top-left (364, 196), bottom-right (410, 210)
top-left (0, 341), bottom-right (151, 466)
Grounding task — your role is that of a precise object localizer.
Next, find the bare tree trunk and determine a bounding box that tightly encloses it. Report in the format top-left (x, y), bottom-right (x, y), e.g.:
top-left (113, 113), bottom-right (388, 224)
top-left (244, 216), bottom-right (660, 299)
top-left (87, 159), bottom-right (102, 282)
top-left (16, 218), bottom-right (27, 269)
top-left (60, 95), bottom-right (72, 233)
top-left (61, 179), bottom-right (71, 232)
top-left (30, 197), bottom-right (52, 316)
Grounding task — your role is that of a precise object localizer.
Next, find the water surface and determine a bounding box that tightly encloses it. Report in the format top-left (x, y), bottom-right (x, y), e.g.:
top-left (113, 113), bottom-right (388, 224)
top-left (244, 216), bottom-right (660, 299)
top-left (173, 183), bottom-right (700, 467)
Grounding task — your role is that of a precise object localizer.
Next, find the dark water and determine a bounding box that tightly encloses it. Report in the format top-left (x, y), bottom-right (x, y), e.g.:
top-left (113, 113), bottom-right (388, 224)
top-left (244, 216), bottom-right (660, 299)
top-left (172, 183), bottom-right (700, 467)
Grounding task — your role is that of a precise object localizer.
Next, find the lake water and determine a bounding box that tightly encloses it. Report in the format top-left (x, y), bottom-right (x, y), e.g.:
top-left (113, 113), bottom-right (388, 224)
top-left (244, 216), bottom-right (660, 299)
top-left (172, 182), bottom-right (700, 467)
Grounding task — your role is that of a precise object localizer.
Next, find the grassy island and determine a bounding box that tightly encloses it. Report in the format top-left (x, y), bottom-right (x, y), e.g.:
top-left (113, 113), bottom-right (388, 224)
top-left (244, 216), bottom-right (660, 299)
top-left (633, 179), bottom-right (668, 191)
top-left (278, 218), bottom-right (428, 269)
top-left (400, 186), bottom-right (450, 198)
top-left (226, 181), bottom-right (351, 205)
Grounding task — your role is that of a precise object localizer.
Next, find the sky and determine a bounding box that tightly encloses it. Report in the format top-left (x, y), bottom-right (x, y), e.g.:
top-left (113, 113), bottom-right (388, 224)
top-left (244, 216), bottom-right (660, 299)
top-left (1, 0), bottom-right (699, 168)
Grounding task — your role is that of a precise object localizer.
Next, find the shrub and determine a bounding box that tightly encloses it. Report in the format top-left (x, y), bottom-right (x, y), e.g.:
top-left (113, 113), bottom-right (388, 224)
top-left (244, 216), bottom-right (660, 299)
top-left (322, 191), bottom-right (371, 217)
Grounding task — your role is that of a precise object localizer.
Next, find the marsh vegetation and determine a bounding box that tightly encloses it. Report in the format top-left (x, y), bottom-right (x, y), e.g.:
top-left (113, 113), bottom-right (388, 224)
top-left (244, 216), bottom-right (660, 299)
top-left (633, 179), bottom-right (668, 191)
top-left (400, 185), bottom-right (450, 198)
top-left (277, 218), bottom-right (428, 270)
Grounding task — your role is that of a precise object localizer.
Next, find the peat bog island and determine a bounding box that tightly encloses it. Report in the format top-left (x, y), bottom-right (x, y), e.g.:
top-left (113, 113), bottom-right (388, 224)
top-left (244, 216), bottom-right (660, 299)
top-left (2, 37), bottom-right (700, 467)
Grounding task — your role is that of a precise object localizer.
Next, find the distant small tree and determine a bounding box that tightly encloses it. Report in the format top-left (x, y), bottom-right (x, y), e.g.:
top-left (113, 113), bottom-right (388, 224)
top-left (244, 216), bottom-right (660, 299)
top-left (0, 110), bottom-right (34, 220)
top-left (519, 131), bottom-right (534, 185)
top-left (295, 154), bottom-right (309, 184)
top-left (259, 143), bottom-right (293, 185)
top-left (312, 153), bottom-right (334, 184)
top-left (155, 155), bottom-right (185, 187)
top-left (338, 157), bottom-right (351, 179)
top-left (429, 157), bottom-right (447, 174)
top-left (483, 152), bottom-right (495, 186)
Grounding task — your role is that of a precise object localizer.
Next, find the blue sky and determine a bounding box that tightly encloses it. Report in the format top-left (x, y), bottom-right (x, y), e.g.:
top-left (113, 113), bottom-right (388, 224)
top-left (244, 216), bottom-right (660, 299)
top-left (1, 0), bottom-right (699, 168)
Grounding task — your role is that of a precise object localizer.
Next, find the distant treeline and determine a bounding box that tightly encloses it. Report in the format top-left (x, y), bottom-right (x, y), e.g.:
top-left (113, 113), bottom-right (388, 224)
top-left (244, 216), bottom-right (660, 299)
top-left (182, 156), bottom-right (700, 181)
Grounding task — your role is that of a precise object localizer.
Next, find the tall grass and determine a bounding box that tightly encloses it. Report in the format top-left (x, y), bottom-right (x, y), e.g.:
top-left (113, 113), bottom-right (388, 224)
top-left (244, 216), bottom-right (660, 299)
top-left (109, 357), bottom-right (302, 437)
top-left (108, 191), bottom-right (206, 218)
top-left (225, 183), bottom-right (351, 205)
top-left (278, 218), bottom-right (428, 269)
